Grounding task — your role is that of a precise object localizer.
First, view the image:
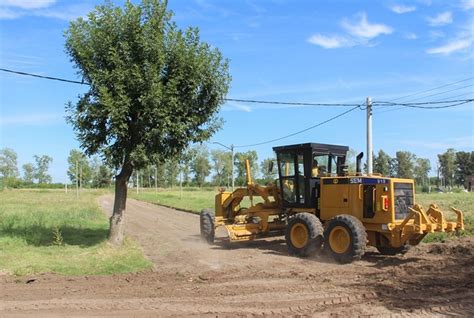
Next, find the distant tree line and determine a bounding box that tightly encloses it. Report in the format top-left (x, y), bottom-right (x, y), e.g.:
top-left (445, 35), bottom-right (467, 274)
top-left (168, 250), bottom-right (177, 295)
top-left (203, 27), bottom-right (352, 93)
top-left (66, 149), bottom-right (113, 188)
top-left (372, 149), bottom-right (473, 190)
top-left (129, 144), bottom-right (277, 189)
top-left (0, 148), bottom-right (54, 188)
top-left (1, 146), bottom-right (472, 191)
top-left (132, 146), bottom-right (473, 191)
top-left (0, 147), bottom-right (113, 189)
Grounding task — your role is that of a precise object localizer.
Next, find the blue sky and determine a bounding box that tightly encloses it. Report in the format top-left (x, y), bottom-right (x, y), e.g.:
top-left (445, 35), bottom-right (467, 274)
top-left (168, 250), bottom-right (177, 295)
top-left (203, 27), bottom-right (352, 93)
top-left (0, 0), bottom-right (473, 182)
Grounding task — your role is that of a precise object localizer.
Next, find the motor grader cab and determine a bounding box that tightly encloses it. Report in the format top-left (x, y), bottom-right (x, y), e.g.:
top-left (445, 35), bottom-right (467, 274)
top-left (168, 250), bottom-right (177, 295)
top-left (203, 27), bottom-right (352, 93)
top-left (200, 142), bottom-right (464, 263)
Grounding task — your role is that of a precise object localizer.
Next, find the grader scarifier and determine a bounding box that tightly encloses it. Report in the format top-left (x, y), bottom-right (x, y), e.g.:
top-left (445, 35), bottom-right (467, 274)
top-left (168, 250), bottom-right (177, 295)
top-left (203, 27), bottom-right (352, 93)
top-left (200, 143), bottom-right (464, 263)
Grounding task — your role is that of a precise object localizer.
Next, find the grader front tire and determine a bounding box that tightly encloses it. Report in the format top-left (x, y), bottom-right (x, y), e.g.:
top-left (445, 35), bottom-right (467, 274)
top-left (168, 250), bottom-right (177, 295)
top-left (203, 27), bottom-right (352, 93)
top-left (324, 215), bottom-right (367, 264)
top-left (285, 213), bottom-right (324, 257)
top-left (200, 209), bottom-right (215, 244)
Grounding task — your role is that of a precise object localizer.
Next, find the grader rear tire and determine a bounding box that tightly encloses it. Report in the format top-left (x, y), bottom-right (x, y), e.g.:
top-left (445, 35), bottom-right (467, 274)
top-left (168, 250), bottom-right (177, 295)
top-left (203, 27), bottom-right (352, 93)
top-left (324, 215), bottom-right (367, 264)
top-left (200, 209), bottom-right (215, 244)
top-left (285, 213), bottom-right (323, 257)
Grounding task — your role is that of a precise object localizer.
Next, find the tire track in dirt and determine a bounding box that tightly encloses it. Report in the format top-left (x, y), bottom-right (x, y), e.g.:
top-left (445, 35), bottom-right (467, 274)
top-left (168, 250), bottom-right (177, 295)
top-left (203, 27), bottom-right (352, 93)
top-left (1, 195), bottom-right (472, 317)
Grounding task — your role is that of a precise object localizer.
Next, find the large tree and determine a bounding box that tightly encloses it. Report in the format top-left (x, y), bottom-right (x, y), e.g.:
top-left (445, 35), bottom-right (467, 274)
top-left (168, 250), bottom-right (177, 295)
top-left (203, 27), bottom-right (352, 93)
top-left (260, 157), bottom-right (277, 184)
top-left (210, 149), bottom-right (231, 187)
top-left (65, 0), bottom-right (230, 244)
top-left (0, 148), bottom-right (19, 187)
top-left (90, 157), bottom-right (113, 188)
top-left (67, 149), bottom-right (92, 187)
top-left (34, 155), bottom-right (53, 184)
top-left (414, 158), bottom-right (431, 187)
top-left (394, 151), bottom-right (415, 179)
top-left (373, 150), bottom-right (391, 177)
top-left (454, 151), bottom-right (473, 187)
top-left (178, 146), bottom-right (196, 187)
top-left (191, 145), bottom-right (211, 187)
top-left (438, 149), bottom-right (456, 188)
top-left (22, 163), bottom-right (35, 184)
top-left (92, 164), bottom-right (113, 188)
top-left (234, 150), bottom-right (258, 185)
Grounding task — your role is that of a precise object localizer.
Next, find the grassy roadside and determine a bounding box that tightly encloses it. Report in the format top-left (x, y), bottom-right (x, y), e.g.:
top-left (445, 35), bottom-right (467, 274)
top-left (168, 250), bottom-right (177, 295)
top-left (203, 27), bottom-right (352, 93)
top-left (0, 189), bottom-right (151, 276)
top-left (131, 188), bottom-right (473, 242)
top-left (130, 187), bottom-right (216, 214)
top-left (416, 192), bottom-right (473, 241)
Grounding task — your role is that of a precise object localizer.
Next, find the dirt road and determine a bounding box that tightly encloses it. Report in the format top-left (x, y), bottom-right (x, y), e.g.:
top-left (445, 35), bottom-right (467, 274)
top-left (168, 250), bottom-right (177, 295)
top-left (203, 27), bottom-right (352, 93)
top-left (1, 196), bottom-right (473, 317)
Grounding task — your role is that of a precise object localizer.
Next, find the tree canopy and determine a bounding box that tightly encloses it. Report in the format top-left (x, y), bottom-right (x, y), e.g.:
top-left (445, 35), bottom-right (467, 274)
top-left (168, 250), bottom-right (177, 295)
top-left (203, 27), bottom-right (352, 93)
top-left (65, 0), bottom-right (230, 244)
top-left (33, 155), bottom-right (53, 184)
top-left (0, 148), bottom-right (19, 187)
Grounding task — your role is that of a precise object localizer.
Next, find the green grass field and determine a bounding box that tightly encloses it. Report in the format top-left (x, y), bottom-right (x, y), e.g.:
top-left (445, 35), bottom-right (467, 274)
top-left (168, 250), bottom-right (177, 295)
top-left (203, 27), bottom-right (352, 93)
top-left (130, 187), bottom-right (216, 213)
top-left (416, 192), bottom-right (473, 241)
top-left (131, 187), bottom-right (473, 242)
top-left (0, 189), bottom-right (151, 276)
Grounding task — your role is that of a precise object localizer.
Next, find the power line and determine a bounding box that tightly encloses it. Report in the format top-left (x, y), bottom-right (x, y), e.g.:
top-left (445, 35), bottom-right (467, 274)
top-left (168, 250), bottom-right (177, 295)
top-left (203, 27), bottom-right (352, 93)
top-left (375, 99), bottom-right (473, 114)
top-left (374, 98), bottom-right (474, 109)
top-left (375, 99), bottom-right (474, 105)
top-left (225, 98), bottom-right (360, 107)
top-left (234, 106), bottom-right (361, 148)
top-left (2, 66), bottom-right (472, 113)
top-left (398, 84), bottom-right (474, 103)
top-left (373, 76), bottom-right (474, 114)
top-left (388, 76), bottom-right (474, 102)
top-left (0, 67), bottom-right (86, 85)
top-left (436, 91), bottom-right (474, 101)
top-left (0, 68), bottom-right (361, 107)
top-left (4, 67), bottom-right (471, 150)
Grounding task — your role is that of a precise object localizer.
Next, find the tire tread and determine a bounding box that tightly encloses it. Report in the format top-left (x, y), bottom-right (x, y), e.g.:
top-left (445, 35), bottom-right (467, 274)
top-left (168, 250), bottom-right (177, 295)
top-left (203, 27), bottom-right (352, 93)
top-left (285, 212), bottom-right (324, 257)
top-left (324, 214), bottom-right (367, 264)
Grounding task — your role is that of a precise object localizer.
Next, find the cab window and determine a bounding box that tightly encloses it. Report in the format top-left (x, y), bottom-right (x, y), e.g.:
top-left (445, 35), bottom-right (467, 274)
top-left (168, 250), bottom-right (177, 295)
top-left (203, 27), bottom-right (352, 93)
top-left (312, 154), bottom-right (329, 177)
top-left (279, 153), bottom-right (295, 177)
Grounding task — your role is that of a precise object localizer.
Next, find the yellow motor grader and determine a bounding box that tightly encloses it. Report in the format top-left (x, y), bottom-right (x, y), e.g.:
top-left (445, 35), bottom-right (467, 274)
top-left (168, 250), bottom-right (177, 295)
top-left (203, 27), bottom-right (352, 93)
top-left (200, 143), bottom-right (464, 263)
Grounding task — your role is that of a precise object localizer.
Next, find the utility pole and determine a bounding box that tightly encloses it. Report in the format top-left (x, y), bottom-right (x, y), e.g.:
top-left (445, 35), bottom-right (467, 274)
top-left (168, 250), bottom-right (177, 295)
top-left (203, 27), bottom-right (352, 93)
top-left (136, 170), bottom-right (139, 194)
top-left (231, 144), bottom-right (235, 191)
top-left (154, 166), bottom-right (158, 193)
top-left (75, 160), bottom-right (79, 199)
top-left (180, 170), bottom-right (183, 200)
top-left (366, 96), bottom-right (373, 175)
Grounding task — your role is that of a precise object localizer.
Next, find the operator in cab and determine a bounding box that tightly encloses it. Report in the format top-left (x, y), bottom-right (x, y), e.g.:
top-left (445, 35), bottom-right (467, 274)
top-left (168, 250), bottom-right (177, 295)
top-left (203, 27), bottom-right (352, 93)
top-left (312, 157), bottom-right (319, 177)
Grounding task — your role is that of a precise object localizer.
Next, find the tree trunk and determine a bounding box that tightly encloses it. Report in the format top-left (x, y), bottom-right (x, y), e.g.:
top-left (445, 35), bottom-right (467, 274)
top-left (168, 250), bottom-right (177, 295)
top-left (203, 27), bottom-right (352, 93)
top-left (108, 162), bottom-right (133, 245)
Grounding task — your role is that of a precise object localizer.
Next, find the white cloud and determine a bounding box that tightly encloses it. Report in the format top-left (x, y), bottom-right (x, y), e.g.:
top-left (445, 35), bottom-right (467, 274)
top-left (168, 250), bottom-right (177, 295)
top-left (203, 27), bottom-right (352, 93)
top-left (404, 32), bottom-right (418, 40)
top-left (461, 0), bottom-right (474, 10)
top-left (34, 4), bottom-right (90, 21)
top-left (308, 12), bottom-right (393, 49)
top-left (0, 113), bottom-right (63, 126)
top-left (341, 12), bottom-right (393, 39)
top-left (427, 18), bottom-right (474, 55)
top-left (427, 11), bottom-right (453, 26)
top-left (427, 38), bottom-right (473, 54)
top-left (0, 7), bottom-right (20, 18)
top-left (0, 0), bottom-right (55, 9)
top-left (0, 1), bottom-right (90, 21)
top-left (307, 34), bottom-right (351, 49)
top-left (390, 4), bottom-right (416, 14)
